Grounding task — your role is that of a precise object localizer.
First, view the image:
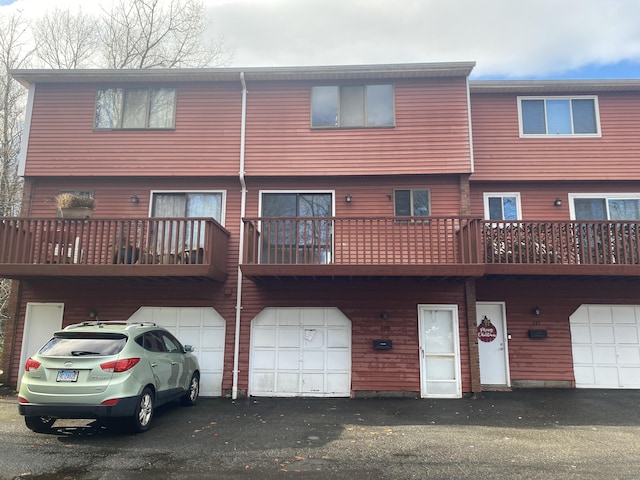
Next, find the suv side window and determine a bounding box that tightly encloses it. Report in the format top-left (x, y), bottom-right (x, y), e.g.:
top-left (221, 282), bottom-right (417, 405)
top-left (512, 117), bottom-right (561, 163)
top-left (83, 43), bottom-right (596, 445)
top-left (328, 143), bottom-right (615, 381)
top-left (161, 331), bottom-right (184, 353)
top-left (137, 331), bottom-right (167, 353)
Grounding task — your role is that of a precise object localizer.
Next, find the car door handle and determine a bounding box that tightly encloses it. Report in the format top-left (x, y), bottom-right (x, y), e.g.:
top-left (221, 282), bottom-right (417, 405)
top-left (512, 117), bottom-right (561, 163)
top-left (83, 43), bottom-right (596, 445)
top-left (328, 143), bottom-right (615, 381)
top-left (171, 361), bottom-right (177, 365)
top-left (151, 363), bottom-right (157, 368)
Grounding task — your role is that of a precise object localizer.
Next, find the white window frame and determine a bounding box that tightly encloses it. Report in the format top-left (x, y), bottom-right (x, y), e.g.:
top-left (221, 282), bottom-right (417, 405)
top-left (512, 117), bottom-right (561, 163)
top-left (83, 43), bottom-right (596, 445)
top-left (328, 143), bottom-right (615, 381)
top-left (483, 192), bottom-right (522, 220)
top-left (568, 193), bottom-right (640, 220)
top-left (517, 95), bottom-right (601, 138)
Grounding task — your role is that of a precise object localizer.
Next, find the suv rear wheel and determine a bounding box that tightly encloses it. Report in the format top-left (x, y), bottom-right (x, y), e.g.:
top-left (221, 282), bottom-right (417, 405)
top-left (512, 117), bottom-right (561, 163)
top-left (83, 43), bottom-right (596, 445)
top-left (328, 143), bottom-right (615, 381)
top-left (131, 387), bottom-right (154, 433)
top-left (25, 415), bottom-right (55, 433)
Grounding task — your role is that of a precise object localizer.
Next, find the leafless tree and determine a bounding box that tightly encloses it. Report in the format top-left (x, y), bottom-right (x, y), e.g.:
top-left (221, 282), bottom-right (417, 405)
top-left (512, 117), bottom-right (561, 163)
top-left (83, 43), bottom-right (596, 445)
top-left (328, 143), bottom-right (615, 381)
top-left (0, 11), bottom-right (31, 358)
top-left (32, 7), bottom-right (99, 69)
top-left (99, 0), bottom-right (232, 69)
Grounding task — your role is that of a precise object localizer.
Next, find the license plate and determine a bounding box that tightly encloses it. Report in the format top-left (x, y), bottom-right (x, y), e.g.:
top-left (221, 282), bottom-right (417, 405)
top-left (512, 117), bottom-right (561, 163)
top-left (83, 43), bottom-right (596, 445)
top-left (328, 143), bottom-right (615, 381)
top-left (56, 370), bottom-right (79, 382)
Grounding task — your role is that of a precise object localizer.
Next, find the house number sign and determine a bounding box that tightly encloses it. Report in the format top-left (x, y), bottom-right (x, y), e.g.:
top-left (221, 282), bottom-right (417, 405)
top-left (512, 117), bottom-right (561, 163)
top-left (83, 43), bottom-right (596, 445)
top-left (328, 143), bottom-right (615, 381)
top-left (477, 316), bottom-right (497, 343)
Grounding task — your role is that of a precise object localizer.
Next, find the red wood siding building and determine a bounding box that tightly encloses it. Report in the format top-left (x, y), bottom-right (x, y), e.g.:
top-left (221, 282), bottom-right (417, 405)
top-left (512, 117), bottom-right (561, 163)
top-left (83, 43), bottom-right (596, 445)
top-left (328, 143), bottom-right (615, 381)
top-left (2, 63), bottom-right (639, 398)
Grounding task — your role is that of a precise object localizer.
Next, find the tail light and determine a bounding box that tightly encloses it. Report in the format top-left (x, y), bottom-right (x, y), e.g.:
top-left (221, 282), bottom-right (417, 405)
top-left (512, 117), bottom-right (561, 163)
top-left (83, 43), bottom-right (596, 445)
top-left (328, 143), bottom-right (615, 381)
top-left (100, 358), bottom-right (140, 373)
top-left (25, 358), bottom-right (41, 372)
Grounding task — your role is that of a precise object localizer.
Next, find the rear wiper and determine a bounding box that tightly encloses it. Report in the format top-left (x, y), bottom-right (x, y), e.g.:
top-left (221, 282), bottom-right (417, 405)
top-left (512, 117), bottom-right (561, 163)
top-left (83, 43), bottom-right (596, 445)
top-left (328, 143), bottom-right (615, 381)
top-left (71, 351), bottom-right (101, 356)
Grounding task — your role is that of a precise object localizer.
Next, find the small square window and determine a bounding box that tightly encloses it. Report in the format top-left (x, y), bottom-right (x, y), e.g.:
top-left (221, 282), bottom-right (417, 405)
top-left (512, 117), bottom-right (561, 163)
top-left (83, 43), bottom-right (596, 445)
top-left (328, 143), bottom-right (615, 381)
top-left (394, 189), bottom-right (430, 217)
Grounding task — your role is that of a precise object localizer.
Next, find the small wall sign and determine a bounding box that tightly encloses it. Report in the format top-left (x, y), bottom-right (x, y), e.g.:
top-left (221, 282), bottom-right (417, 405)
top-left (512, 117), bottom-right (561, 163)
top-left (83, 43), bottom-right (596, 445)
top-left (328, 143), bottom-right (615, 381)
top-left (477, 316), bottom-right (498, 343)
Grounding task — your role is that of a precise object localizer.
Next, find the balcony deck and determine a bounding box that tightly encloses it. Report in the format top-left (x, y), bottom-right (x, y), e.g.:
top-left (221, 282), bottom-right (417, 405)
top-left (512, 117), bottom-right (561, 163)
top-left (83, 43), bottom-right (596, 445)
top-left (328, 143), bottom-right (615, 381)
top-left (0, 217), bottom-right (230, 282)
top-left (241, 217), bottom-right (640, 281)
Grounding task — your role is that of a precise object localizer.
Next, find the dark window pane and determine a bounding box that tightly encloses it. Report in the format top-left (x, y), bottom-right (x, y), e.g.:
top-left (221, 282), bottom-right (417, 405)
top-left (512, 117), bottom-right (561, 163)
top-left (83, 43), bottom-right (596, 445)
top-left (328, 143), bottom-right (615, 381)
top-left (574, 198), bottom-right (607, 220)
top-left (412, 190), bottom-right (430, 216)
top-left (502, 197), bottom-right (518, 220)
top-left (367, 84), bottom-right (394, 126)
top-left (122, 89), bottom-right (149, 128)
top-left (608, 199), bottom-right (640, 220)
top-left (572, 99), bottom-right (597, 134)
top-left (488, 197), bottom-right (503, 220)
top-left (340, 86), bottom-right (365, 127)
top-left (521, 100), bottom-right (546, 134)
top-left (311, 86), bottom-right (338, 127)
top-left (546, 99), bottom-right (572, 134)
top-left (95, 89), bottom-right (122, 128)
top-left (394, 190), bottom-right (411, 216)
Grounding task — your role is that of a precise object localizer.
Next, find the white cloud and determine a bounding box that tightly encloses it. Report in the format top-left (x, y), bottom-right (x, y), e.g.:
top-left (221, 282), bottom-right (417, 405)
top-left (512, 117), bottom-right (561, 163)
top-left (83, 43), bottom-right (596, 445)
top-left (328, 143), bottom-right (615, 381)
top-left (2, 0), bottom-right (640, 78)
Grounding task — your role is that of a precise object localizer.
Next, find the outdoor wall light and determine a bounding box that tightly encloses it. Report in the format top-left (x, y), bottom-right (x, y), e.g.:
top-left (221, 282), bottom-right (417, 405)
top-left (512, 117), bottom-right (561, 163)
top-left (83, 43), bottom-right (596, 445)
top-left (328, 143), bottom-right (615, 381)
top-left (89, 309), bottom-right (98, 319)
top-left (345, 194), bottom-right (352, 203)
top-left (130, 194), bottom-right (139, 204)
top-left (554, 198), bottom-right (562, 207)
top-left (381, 311), bottom-right (389, 320)
top-left (532, 306), bottom-right (541, 315)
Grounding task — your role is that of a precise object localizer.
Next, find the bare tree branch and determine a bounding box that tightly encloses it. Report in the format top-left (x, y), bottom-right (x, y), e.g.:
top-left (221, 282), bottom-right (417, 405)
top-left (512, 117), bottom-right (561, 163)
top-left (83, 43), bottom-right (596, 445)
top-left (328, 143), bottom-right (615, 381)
top-left (32, 7), bottom-right (100, 69)
top-left (99, 0), bottom-right (232, 69)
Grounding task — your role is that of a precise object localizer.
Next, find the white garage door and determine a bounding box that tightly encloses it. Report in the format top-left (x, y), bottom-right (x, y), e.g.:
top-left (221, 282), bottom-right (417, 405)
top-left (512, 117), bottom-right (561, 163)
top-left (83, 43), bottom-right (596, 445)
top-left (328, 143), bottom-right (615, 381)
top-left (250, 307), bottom-right (351, 397)
top-left (129, 307), bottom-right (226, 397)
top-left (570, 305), bottom-right (640, 388)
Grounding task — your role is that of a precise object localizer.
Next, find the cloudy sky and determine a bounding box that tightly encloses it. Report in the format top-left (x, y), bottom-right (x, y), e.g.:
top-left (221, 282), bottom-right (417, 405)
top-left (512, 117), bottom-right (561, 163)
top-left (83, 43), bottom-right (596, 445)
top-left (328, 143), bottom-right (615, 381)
top-left (1, 0), bottom-right (640, 79)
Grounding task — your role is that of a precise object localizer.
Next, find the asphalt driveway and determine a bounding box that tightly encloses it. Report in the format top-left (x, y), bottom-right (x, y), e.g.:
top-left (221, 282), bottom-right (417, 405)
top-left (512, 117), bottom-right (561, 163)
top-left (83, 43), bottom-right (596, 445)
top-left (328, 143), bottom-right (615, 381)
top-left (1, 386), bottom-right (639, 479)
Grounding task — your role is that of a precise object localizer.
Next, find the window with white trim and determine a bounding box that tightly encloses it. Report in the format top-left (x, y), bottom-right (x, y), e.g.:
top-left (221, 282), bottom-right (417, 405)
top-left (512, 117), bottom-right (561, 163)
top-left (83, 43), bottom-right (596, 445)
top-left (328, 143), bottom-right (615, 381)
top-left (311, 84), bottom-right (395, 128)
top-left (394, 189), bottom-right (430, 217)
top-left (483, 193), bottom-right (521, 220)
top-left (95, 88), bottom-right (176, 129)
top-left (570, 194), bottom-right (640, 220)
top-left (518, 96), bottom-right (599, 136)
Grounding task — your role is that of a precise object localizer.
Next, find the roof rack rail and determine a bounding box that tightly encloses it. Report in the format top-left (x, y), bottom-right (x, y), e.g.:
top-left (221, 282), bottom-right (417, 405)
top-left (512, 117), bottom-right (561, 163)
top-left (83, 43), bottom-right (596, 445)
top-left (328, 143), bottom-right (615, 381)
top-left (64, 321), bottom-right (157, 330)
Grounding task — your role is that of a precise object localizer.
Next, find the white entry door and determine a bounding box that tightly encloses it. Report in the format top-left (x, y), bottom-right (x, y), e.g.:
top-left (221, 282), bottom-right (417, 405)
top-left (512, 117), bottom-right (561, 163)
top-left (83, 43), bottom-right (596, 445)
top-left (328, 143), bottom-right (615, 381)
top-left (129, 307), bottom-right (226, 397)
top-left (418, 305), bottom-right (461, 398)
top-left (250, 307), bottom-right (351, 397)
top-left (570, 304), bottom-right (640, 388)
top-left (19, 303), bottom-right (64, 388)
top-left (476, 302), bottom-right (510, 387)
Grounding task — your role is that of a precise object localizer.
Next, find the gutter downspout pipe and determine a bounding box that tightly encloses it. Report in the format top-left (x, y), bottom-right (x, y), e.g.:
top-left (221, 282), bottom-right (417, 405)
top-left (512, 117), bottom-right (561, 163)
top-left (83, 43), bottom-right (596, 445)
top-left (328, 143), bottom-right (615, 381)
top-left (232, 72), bottom-right (248, 400)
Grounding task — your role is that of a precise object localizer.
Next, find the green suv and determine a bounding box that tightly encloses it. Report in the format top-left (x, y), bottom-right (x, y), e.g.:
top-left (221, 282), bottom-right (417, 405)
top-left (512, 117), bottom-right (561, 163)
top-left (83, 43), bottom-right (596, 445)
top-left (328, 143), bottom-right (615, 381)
top-left (18, 321), bottom-right (200, 433)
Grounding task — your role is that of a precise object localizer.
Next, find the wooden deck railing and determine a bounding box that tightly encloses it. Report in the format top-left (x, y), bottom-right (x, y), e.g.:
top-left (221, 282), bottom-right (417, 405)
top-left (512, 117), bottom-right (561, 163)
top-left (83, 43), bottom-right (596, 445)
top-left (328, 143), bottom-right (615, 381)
top-left (0, 217), bottom-right (229, 273)
top-left (482, 220), bottom-right (640, 265)
top-left (243, 216), bottom-right (483, 266)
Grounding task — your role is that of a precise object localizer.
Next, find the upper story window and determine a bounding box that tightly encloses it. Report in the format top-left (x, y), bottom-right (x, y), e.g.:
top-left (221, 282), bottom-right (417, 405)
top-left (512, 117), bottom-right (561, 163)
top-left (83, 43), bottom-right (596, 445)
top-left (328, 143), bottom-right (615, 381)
top-left (483, 193), bottom-right (521, 220)
top-left (394, 189), bottom-right (430, 217)
top-left (311, 84), bottom-right (395, 128)
top-left (570, 194), bottom-right (640, 220)
top-left (95, 88), bottom-right (176, 129)
top-left (518, 96), bottom-right (600, 137)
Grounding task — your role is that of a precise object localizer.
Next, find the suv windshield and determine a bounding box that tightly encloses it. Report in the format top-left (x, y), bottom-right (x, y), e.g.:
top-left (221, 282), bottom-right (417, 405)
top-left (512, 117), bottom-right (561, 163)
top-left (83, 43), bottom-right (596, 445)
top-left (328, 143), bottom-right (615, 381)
top-left (39, 333), bottom-right (127, 357)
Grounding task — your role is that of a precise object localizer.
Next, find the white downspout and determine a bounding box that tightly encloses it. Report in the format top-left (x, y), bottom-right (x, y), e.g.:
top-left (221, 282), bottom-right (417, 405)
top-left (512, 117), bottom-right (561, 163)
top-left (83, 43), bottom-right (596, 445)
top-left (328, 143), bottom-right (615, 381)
top-left (232, 72), bottom-right (248, 400)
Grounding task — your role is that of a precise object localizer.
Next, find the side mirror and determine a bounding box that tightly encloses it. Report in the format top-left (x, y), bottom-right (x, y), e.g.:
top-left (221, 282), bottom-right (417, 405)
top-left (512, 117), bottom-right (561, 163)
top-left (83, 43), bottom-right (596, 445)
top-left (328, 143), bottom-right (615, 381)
top-left (184, 345), bottom-right (194, 353)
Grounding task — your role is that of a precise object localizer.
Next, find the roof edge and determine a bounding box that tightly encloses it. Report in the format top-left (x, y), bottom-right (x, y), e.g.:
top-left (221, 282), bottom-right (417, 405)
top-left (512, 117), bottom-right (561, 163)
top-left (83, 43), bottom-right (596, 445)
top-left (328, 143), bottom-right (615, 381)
top-left (470, 79), bottom-right (640, 93)
top-left (10, 62), bottom-right (477, 86)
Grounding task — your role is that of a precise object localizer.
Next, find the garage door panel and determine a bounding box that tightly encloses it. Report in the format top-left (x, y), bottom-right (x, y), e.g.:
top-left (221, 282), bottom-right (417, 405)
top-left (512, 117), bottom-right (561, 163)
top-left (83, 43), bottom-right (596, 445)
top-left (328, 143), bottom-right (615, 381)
top-left (277, 350), bottom-right (300, 368)
top-left (279, 328), bottom-right (302, 347)
top-left (591, 326), bottom-right (615, 343)
top-left (593, 346), bottom-right (617, 363)
top-left (327, 351), bottom-right (351, 369)
top-left (618, 347), bottom-right (640, 364)
top-left (589, 305), bottom-right (614, 323)
top-left (572, 345), bottom-right (593, 363)
top-left (571, 304), bottom-right (640, 389)
top-left (328, 329), bottom-right (350, 348)
top-left (253, 373), bottom-right (275, 393)
top-left (302, 350), bottom-right (325, 369)
top-left (253, 350), bottom-right (276, 368)
top-left (250, 307), bottom-right (351, 397)
top-left (620, 367), bottom-right (640, 386)
top-left (277, 373), bottom-right (301, 392)
top-left (615, 326), bottom-right (639, 344)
